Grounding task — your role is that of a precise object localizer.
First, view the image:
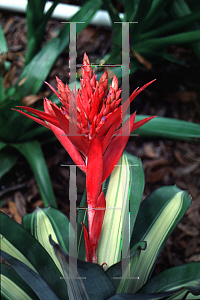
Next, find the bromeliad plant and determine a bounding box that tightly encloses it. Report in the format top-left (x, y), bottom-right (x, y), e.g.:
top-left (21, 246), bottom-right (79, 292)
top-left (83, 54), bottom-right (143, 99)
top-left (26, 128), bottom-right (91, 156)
top-left (13, 53), bottom-right (155, 263)
top-left (1, 54), bottom-right (200, 300)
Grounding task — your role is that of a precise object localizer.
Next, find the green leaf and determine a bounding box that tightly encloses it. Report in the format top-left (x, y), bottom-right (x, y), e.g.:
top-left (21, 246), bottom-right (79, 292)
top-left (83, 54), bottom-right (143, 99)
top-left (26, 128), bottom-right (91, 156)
top-left (15, 38), bottom-right (60, 99)
top-left (1, 251), bottom-right (60, 300)
top-left (124, 0), bottom-right (136, 21)
top-left (107, 292), bottom-right (172, 299)
top-left (0, 100), bottom-right (36, 143)
top-left (135, 30), bottom-right (200, 50)
top-left (139, 262), bottom-right (200, 296)
top-left (25, 0), bottom-right (59, 64)
top-left (22, 207), bottom-right (72, 273)
top-left (58, 0), bottom-right (103, 54)
top-left (158, 51), bottom-right (187, 65)
top-left (0, 23), bottom-right (8, 53)
top-left (0, 141), bottom-right (6, 150)
top-left (18, 124), bottom-right (53, 142)
top-left (12, 141), bottom-right (57, 208)
top-left (14, 0), bottom-right (102, 99)
top-left (0, 148), bottom-right (20, 179)
top-left (129, 0), bottom-right (153, 35)
top-left (106, 241), bottom-right (147, 292)
top-left (101, 0), bottom-right (122, 26)
top-left (1, 263), bottom-right (39, 300)
top-left (134, 115), bottom-right (200, 140)
top-left (126, 186), bottom-right (191, 293)
top-left (142, 9), bottom-right (200, 39)
top-left (0, 212), bottom-right (68, 300)
top-left (142, 0), bottom-right (173, 31)
top-left (50, 236), bottom-right (116, 300)
top-left (98, 151), bottom-right (144, 268)
top-left (0, 74), bottom-right (6, 103)
top-left (170, 0), bottom-right (200, 61)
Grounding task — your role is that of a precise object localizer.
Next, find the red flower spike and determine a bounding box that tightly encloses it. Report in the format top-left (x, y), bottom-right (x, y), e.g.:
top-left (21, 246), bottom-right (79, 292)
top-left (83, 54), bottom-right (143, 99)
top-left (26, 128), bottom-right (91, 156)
top-left (102, 114), bottom-right (156, 182)
top-left (45, 80), bottom-right (63, 103)
top-left (14, 53), bottom-right (156, 264)
top-left (90, 191), bottom-right (106, 263)
top-left (86, 135), bottom-right (103, 234)
top-left (81, 222), bottom-right (92, 262)
top-left (90, 74), bottom-right (96, 89)
top-left (101, 114), bottom-right (121, 154)
top-left (50, 103), bottom-right (89, 157)
top-left (89, 88), bottom-right (99, 124)
top-left (81, 192), bottom-right (106, 263)
top-left (48, 122), bottom-right (86, 173)
top-left (14, 104), bottom-right (61, 129)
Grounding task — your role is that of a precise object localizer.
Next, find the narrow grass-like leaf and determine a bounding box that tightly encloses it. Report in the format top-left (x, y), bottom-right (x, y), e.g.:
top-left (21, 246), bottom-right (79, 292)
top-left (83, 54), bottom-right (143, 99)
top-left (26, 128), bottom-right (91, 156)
top-left (130, 0), bottom-right (153, 34)
top-left (124, 0), bottom-right (136, 21)
top-left (142, 10), bottom-right (200, 39)
top-left (0, 100), bottom-right (36, 143)
top-left (15, 38), bottom-right (60, 99)
top-left (26, 0), bottom-right (59, 64)
top-left (101, 0), bottom-right (122, 25)
top-left (0, 75), bottom-right (6, 103)
top-left (134, 115), bottom-right (200, 140)
top-left (158, 51), bottom-right (187, 65)
top-left (170, 0), bottom-right (191, 15)
top-left (15, 0), bottom-right (102, 100)
top-left (1, 263), bottom-right (39, 300)
top-left (1, 251), bottom-right (60, 300)
top-left (18, 124), bottom-right (53, 142)
top-left (124, 186), bottom-right (191, 293)
top-left (58, 0), bottom-right (103, 54)
top-left (170, 0), bottom-right (200, 61)
top-left (134, 30), bottom-right (200, 50)
top-left (98, 152), bottom-right (144, 268)
top-left (139, 262), bottom-right (200, 297)
top-left (12, 141), bottom-right (57, 208)
top-left (142, 0), bottom-right (172, 30)
top-left (0, 212), bottom-right (68, 300)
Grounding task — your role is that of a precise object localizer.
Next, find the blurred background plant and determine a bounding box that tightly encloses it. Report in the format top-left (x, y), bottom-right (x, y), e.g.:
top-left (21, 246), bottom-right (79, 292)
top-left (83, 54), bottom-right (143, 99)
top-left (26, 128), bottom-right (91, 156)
top-left (100, 0), bottom-right (200, 75)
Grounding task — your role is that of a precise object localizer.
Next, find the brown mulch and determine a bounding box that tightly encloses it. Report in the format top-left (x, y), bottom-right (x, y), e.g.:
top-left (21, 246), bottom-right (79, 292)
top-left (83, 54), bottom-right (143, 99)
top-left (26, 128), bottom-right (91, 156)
top-left (0, 8), bottom-right (200, 277)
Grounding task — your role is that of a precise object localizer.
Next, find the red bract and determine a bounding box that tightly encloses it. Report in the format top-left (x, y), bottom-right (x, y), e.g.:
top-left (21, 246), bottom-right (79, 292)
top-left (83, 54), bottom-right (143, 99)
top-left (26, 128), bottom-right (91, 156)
top-left (14, 53), bottom-right (156, 263)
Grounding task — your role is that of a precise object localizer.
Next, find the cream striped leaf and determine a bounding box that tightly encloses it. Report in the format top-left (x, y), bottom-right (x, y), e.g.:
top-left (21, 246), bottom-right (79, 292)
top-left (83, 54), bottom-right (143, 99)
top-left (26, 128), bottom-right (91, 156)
top-left (32, 207), bottom-right (64, 275)
top-left (0, 235), bottom-right (38, 274)
top-left (118, 186), bottom-right (191, 293)
top-left (1, 275), bottom-right (34, 300)
top-left (98, 151), bottom-right (144, 268)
